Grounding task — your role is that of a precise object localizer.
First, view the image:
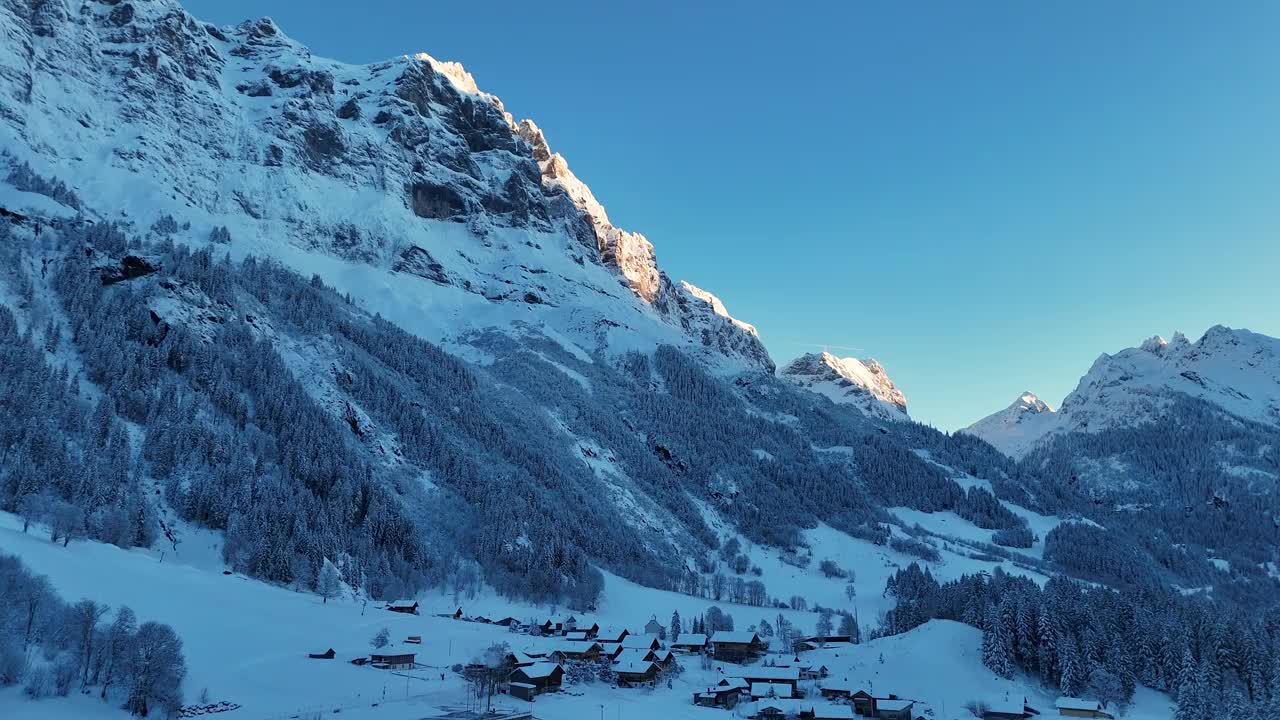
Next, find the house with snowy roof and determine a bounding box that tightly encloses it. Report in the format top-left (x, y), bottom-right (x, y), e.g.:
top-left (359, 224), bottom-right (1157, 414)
top-left (672, 632), bottom-right (709, 653)
top-left (693, 683), bottom-right (744, 709)
top-left (873, 698), bottom-right (914, 720)
top-left (538, 614), bottom-right (591, 635)
top-left (738, 665), bottom-right (800, 691)
top-left (507, 662), bottom-right (563, 701)
top-left (710, 630), bottom-right (765, 662)
top-left (548, 640), bottom-right (603, 662)
top-left (385, 599), bottom-right (419, 614)
top-left (1054, 697), bottom-right (1112, 719)
top-left (595, 625), bottom-right (630, 644)
top-left (614, 659), bottom-right (661, 687)
top-left (620, 633), bottom-right (662, 651)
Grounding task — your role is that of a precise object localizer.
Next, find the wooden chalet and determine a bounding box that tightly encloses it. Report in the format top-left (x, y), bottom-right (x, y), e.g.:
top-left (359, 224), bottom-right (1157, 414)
top-left (537, 615), bottom-right (577, 635)
top-left (738, 666), bottom-right (800, 692)
top-left (549, 640), bottom-right (603, 662)
top-left (651, 649), bottom-right (676, 669)
top-left (494, 616), bottom-right (521, 628)
top-left (851, 690), bottom-right (876, 716)
top-left (694, 684), bottom-right (743, 709)
top-left (386, 600), bottom-right (419, 615)
top-left (614, 659), bottom-right (661, 687)
top-left (671, 633), bottom-right (709, 654)
top-left (508, 662), bottom-right (563, 701)
top-left (504, 651), bottom-right (539, 668)
top-left (787, 659), bottom-right (828, 680)
top-left (717, 677), bottom-right (750, 691)
top-left (793, 635), bottom-right (853, 653)
top-left (874, 698), bottom-right (914, 720)
top-left (709, 631), bottom-right (766, 662)
top-left (369, 650), bottom-right (416, 670)
top-left (1054, 698), bottom-right (1113, 719)
top-left (308, 648), bottom-right (335, 660)
top-left (564, 629), bottom-right (592, 642)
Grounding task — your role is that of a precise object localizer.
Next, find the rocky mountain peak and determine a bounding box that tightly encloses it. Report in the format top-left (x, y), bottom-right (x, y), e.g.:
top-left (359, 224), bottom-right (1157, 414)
top-left (779, 351), bottom-right (909, 422)
top-left (961, 390), bottom-right (1060, 459)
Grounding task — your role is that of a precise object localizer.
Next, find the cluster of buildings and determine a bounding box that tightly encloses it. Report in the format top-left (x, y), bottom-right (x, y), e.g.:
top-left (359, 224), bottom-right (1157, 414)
top-left (492, 614), bottom-right (687, 701)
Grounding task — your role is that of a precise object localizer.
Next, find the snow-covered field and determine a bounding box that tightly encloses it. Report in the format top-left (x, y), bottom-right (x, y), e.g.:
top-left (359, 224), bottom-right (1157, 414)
top-left (2, 510), bottom-right (1176, 720)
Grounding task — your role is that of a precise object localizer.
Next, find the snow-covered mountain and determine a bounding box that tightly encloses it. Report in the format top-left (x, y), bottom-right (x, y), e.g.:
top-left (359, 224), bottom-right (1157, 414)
top-left (961, 392), bottom-right (1057, 459)
top-left (780, 351), bottom-right (909, 422)
top-left (1055, 326), bottom-right (1280, 434)
top-left (966, 326), bottom-right (1280, 458)
top-left (0, 0), bottom-right (770, 372)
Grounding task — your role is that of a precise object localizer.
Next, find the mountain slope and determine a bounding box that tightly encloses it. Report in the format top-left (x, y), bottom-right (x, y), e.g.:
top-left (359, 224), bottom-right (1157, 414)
top-left (779, 351), bottom-right (909, 422)
top-left (0, 0), bottom-right (768, 372)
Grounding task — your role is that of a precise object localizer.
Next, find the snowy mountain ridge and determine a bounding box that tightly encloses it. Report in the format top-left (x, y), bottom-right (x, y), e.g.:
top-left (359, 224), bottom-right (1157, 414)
top-left (964, 325), bottom-right (1280, 457)
top-left (779, 351), bottom-right (909, 422)
top-left (0, 0), bottom-right (771, 372)
top-left (1058, 325), bottom-right (1280, 433)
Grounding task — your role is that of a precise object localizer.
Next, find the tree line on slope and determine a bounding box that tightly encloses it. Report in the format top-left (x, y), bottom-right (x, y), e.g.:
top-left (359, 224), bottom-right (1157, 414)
top-left (881, 563), bottom-right (1280, 720)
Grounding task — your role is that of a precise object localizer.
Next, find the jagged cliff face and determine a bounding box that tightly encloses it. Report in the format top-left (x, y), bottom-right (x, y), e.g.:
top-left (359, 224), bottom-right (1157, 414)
top-left (779, 351), bottom-right (909, 422)
top-left (0, 0), bottom-right (771, 371)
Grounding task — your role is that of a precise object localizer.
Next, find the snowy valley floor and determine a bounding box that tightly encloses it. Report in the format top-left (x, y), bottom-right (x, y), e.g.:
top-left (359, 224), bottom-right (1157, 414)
top-left (0, 511), bottom-right (1174, 720)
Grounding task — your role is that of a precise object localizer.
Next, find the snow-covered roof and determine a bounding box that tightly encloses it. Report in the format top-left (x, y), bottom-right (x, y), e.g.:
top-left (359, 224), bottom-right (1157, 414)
top-left (515, 662), bottom-right (561, 679)
top-left (876, 698), bottom-right (913, 711)
top-left (718, 677), bottom-right (749, 690)
top-left (810, 704), bottom-right (856, 720)
top-left (747, 699), bottom-right (806, 714)
top-left (673, 633), bottom-right (708, 645)
top-left (620, 634), bottom-right (661, 649)
top-left (710, 631), bottom-right (760, 644)
top-left (987, 700), bottom-right (1029, 715)
top-left (611, 649), bottom-right (655, 666)
top-left (596, 625), bottom-right (629, 641)
top-left (613, 660), bottom-right (658, 674)
top-left (821, 677), bottom-right (862, 692)
top-left (1056, 697), bottom-right (1104, 711)
top-left (740, 666), bottom-right (799, 681)
top-left (550, 640), bottom-right (600, 654)
top-left (387, 599), bottom-right (417, 607)
top-left (751, 682), bottom-right (794, 698)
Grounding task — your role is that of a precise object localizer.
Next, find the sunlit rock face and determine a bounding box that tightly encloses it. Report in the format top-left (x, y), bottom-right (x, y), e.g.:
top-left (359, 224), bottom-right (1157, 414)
top-left (0, 0), bottom-right (773, 371)
top-left (780, 351), bottom-right (909, 422)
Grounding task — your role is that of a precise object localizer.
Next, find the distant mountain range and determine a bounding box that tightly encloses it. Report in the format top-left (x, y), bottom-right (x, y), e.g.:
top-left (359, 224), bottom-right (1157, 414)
top-left (965, 326), bottom-right (1280, 458)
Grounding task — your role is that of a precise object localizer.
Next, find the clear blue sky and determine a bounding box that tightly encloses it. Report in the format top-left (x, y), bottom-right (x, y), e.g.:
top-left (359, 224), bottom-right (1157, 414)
top-left (186, 0), bottom-right (1280, 430)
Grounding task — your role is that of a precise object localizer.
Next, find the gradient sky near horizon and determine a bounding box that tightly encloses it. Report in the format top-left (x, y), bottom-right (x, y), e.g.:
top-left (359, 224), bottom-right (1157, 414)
top-left (187, 0), bottom-right (1280, 430)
